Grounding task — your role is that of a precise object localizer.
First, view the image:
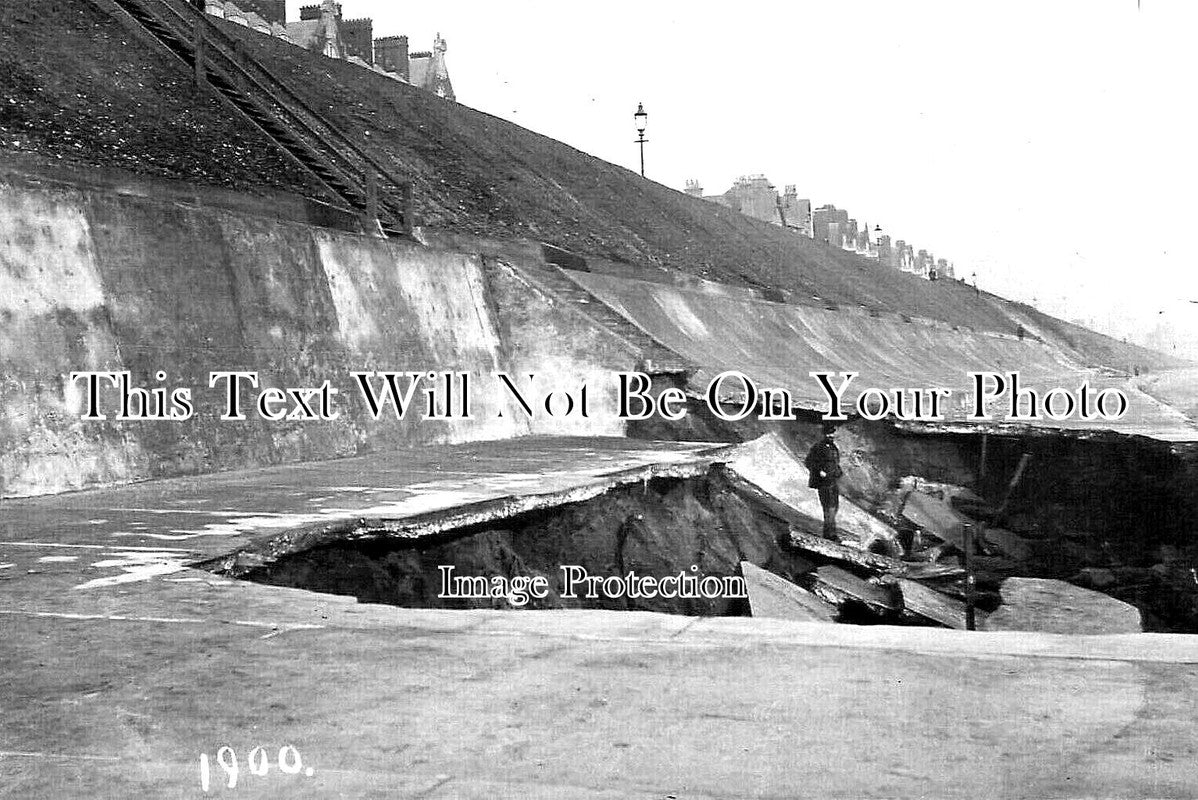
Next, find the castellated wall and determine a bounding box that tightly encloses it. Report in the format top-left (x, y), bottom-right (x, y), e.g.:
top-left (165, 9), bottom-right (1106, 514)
top-left (340, 17), bottom-right (374, 64)
top-left (0, 164), bottom-right (635, 497)
top-left (374, 35), bottom-right (409, 79)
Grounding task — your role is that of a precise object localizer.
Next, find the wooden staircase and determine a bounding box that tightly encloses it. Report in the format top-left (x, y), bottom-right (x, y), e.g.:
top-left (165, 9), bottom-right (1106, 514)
top-left (93, 0), bottom-right (412, 236)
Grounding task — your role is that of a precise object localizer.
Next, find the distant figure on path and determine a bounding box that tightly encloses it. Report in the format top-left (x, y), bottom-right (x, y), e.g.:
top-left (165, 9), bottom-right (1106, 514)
top-left (805, 424), bottom-right (842, 539)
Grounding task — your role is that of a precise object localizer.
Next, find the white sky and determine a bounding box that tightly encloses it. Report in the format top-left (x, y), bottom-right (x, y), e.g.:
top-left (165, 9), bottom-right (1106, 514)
top-left (291, 0), bottom-right (1198, 358)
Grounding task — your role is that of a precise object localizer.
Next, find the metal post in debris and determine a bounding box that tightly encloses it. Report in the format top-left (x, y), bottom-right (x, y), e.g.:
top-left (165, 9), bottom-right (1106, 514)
top-left (964, 452), bottom-right (1031, 630)
top-left (963, 523), bottom-right (976, 631)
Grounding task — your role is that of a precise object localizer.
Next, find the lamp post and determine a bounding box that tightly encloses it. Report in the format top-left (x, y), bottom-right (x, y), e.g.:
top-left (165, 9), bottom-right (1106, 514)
top-left (634, 102), bottom-right (648, 178)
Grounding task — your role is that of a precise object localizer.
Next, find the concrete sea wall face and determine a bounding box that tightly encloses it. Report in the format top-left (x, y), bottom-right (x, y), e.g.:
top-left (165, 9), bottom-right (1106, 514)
top-left (0, 180), bottom-right (136, 494)
top-left (482, 259), bottom-right (637, 439)
top-left (0, 169), bottom-right (628, 497)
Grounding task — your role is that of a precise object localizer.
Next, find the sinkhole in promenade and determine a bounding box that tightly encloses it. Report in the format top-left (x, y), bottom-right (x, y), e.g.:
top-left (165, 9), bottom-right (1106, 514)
top-left (229, 471), bottom-right (801, 616)
top-left (213, 422), bottom-right (1198, 630)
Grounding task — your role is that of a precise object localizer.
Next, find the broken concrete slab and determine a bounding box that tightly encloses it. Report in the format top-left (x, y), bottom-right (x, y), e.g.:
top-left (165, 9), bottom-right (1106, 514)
top-left (898, 578), bottom-right (974, 630)
top-left (901, 477), bottom-right (984, 506)
top-left (980, 527), bottom-right (1035, 562)
top-left (902, 491), bottom-right (970, 548)
top-left (726, 433), bottom-right (901, 554)
top-left (971, 555), bottom-right (1023, 583)
top-left (741, 561), bottom-right (837, 623)
top-left (981, 577), bottom-right (1142, 635)
top-left (902, 562), bottom-right (966, 581)
top-left (808, 565), bottom-right (900, 614)
top-left (950, 494), bottom-right (1001, 520)
top-left (785, 528), bottom-right (906, 574)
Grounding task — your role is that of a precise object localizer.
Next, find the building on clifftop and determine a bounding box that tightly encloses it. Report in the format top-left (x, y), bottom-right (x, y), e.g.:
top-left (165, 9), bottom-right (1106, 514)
top-left (697, 175), bottom-right (812, 233)
top-left (812, 204), bottom-right (849, 245)
top-left (202, 0), bottom-right (456, 100)
top-left (407, 34), bottom-right (455, 100)
top-left (707, 175), bottom-right (779, 224)
top-left (375, 35), bottom-right (410, 79)
top-left (340, 16), bottom-right (374, 64)
top-left (285, 1), bottom-right (343, 58)
top-left (877, 234), bottom-right (895, 267)
top-left (780, 186), bottom-right (812, 237)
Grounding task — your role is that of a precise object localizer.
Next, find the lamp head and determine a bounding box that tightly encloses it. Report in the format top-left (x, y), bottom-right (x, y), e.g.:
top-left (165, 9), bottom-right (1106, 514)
top-left (634, 102), bottom-right (648, 135)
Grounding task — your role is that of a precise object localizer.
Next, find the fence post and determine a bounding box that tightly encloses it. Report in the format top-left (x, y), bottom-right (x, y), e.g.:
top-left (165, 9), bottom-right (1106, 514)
top-left (365, 171), bottom-right (379, 227)
top-left (401, 181), bottom-right (414, 236)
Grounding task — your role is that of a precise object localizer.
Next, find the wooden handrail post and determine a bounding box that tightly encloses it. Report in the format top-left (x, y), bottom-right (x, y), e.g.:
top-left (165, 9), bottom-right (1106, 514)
top-left (401, 181), bottom-right (414, 236)
top-left (193, 18), bottom-right (206, 87)
top-left (365, 170), bottom-right (379, 225)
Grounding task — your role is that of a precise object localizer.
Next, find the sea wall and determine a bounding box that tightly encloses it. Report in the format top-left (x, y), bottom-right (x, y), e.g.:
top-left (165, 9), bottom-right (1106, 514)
top-left (0, 162), bottom-right (631, 496)
top-left (567, 271), bottom-right (1197, 440)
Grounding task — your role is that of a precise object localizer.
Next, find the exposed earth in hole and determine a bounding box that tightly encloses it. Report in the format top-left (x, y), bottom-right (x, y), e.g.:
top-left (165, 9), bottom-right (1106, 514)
top-left (241, 471), bottom-right (806, 616)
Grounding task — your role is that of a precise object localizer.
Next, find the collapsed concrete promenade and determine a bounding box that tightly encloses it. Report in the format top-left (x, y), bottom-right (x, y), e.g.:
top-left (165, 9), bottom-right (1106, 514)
top-left (4, 437), bottom-right (1198, 798)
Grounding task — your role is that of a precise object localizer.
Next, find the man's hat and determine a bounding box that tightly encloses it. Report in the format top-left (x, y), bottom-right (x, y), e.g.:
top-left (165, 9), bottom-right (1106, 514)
top-left (821, 422), bottom-right (837, 435)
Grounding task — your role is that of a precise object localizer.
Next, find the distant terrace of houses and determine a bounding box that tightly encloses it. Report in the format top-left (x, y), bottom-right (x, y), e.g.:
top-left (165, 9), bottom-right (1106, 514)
top-left (687, 175), bottom-right (956, 282)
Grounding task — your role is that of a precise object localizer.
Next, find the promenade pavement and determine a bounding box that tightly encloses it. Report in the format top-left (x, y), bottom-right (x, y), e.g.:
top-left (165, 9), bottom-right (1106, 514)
top-left (3, 437), bottom-right (1197, 798)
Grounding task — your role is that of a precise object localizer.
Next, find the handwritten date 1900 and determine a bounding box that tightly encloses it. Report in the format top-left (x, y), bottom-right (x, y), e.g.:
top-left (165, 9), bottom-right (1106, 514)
top-left (199, 745), bottom-right (314, 792)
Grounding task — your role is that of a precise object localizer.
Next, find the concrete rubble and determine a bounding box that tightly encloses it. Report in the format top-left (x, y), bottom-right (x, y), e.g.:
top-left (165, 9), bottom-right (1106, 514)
top-left (808, 565), bottom-right (900, 614)
top-left (897, 578), bottom-right (974, 630)
top-left (727, 434), bottom-right (1146, 634)
top-left (982, 577), bottom-right (1143, 634)
top-left (741, 561), bottom-right (837, 622)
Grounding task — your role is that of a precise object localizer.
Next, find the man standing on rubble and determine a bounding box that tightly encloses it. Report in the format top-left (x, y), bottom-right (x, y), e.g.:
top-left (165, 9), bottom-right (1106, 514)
top-left (805, 423), bottom-right (843, 539)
